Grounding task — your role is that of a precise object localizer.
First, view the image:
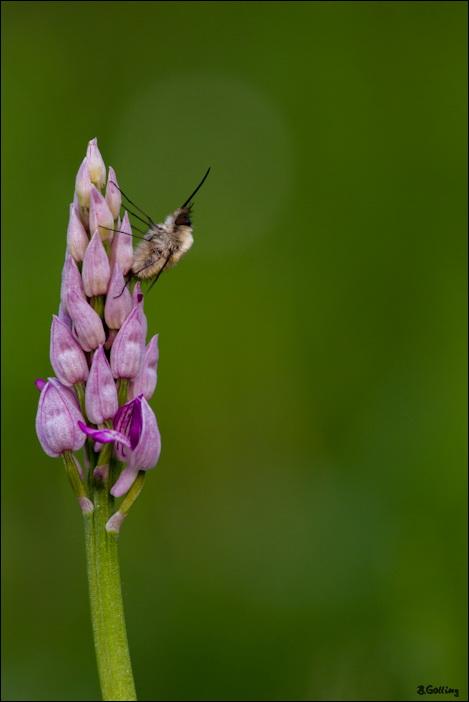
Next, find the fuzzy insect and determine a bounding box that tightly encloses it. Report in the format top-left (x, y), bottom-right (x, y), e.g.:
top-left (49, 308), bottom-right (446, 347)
top-left (111, 168), bottom-right (210, 295)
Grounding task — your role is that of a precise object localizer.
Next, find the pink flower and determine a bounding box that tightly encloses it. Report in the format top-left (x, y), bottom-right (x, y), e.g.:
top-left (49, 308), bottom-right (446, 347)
top-left (85, 346), bottom-right (118, 424)
top-left (82, 231), bottom-right (111, 297)
top-left (106, 166), bottom-right (122, 219)
top-left (129, 335), bottom-right (159, 400)
top-left (36, 379), bottom-right (86, 457)
top-left (110, 306), bottom-right (145, 379)
top-left (50, 315), bottom-right (89, 386)
top-left (67, 290), bottom-right (106, 352)
top-left (86, 138), bottom-right (106, 189)
top-left (89, 185), bottom-right (114, 242)
top-left (78, 395), bottom-right (161, 497)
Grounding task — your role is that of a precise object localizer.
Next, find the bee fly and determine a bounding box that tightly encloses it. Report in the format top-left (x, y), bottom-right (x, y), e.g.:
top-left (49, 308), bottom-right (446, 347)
top-left (110, 167), bottom-right (210, 296)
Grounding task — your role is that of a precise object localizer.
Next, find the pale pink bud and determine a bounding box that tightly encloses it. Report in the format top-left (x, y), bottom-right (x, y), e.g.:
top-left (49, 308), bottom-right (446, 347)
top-left (73, 192), bottom-right (89, 230)
top-left (132, 283), bottom-right (148, 343)
top-left (78, 496), bottom-right (94, 514)
top-left (104, 328), bottom-right (118, 350)
top-left (85, 345), bottom-right (118, 424)
top-left (75, 157), bottom-right (92, 208)
top-left (106, 167), bottom-right (122, 219)
top-left (67, 290), bottom-right (106, 352)
top-left (72, 453), bottom-right (85, 480)
top-left (110, 306), bottom-right (145, 379)
top-left (50, 315), bottom-right (89, 386)
top-left (106, 510), bottom-right (127, 533)
top-left (104, 263), bottom-right (132, 329)
top-left (61, 256), bottom-right (86, 316)
top-left (89, 185), bottom-right (114, 242)
top-left (110, 211), bottom-right (134, 275)
top-left (87, 138), bottom-right (106, 189)
top-left (82, 231), bottom-right (111, 297)
top-left (129, 335), bottom-right (159, 400)
top-left (58, 302), bottom-right (72, 329)
top-left (131, 281), bottom-right (142, 307)
top-left (36, 378), bottom-right (86, 457)
top-left (67, 203), bottom-right (89, 262)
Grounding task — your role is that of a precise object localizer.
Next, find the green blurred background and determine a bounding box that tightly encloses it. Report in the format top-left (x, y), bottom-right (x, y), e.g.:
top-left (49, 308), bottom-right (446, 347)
top-left (2, 2), bottom-right (467, 700)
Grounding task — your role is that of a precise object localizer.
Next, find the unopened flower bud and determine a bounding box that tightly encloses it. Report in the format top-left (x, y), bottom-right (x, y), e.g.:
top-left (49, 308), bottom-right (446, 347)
top-left (82, 231), bottom-right (111, 297)
top-left (110, 211), bottom-right (134, 274)
top-left (129, 335), bottom-right (159, 400)
top-left (85, 345), bottom-right (118, 424)
top-left (104, 328), bottom-right (118, 351)
top-left (78, 496), bottom-right (94, 514)
top-left (110, 307), bottom-right (145, 379)
top-left (50, 315), bottom-right (89, 386)
top-left (132, 283), bottom-right (148, 342)
top-left (73, 192), bottom-right (89, 230)
top-left (87, 138), bottom-right (106, 189)
top-left (75, 157), bottom-right (92, 208)
top-left (67, 203), bottom-right (89, 262)
top-left (36, 378), bottom-right (86, 457)
top-left (67, 290), bottom-right (106, 352)
top-left (89, 185), bottom-right (114, 242)
top-left (61, 256), bottom-right (86, 316)
top-left (106, 167), bottom-right (122, 219)
top-left (71, 453), bottom-right (85, 480)
top-left (58, 302), bottom-right (72, 329)
top-left (104, 263), bottom-right (132, 329)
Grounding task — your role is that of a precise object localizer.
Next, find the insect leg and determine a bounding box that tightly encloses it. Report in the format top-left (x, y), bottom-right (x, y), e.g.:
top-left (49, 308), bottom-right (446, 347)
top-left (114, 271), bottom-right (135, 299)
top-left (146, 253), bottom-right (173, 293)
top-left (113, 254), bottom-right (170, 299)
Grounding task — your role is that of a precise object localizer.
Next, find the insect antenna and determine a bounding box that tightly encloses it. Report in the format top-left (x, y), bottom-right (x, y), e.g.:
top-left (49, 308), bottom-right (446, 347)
top-left (180, 167), bottom-right (211, 209)
top-left (110, 181), bottom-right (156, 227)
top-left (123, 207), bottom-right (154, 229)
top-left (100, 225), bottom-right (147, 240)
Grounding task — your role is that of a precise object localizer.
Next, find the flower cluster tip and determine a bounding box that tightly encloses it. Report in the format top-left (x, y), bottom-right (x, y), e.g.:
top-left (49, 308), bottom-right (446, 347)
top-left (36, 139), bottom-right (161, 506)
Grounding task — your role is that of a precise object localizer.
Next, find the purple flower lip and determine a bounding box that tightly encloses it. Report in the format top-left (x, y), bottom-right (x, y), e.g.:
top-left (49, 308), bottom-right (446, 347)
top-left (35, 378), bottom-right (47, 392)
top-left (77, 395), bottom-right (161, 498)
top-left (78, 421), bottom-right (131, 448)
top-left (111, 395), bottom-right (161, 497)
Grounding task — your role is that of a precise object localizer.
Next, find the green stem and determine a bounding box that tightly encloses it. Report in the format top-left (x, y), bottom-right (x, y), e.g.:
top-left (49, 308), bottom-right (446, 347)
top-left (117, 378), bottom-right (130, 407)
top-left (90, 294), bottom-right (104, 319)
top-left (84, 471), bottom-right (137, 701)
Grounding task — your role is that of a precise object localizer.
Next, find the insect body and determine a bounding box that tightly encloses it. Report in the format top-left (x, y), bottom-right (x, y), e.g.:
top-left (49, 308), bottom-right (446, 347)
top-left (132, 204), bottom-right (196, 285)
top-left (113, 168), bottom-right (210, 294)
